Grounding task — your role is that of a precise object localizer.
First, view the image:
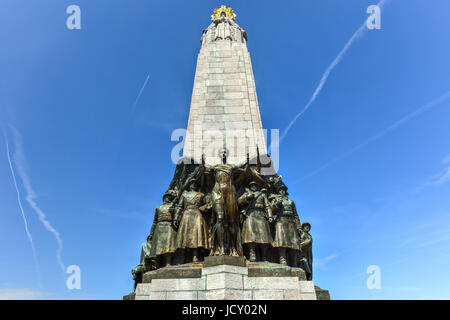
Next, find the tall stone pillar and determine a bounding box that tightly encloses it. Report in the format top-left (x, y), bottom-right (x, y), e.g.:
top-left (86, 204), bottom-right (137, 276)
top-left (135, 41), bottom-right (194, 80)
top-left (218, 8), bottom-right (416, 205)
top-left (183, 7), bottom-right (266, 165)
top-left (125, 6), bottom-right (330, 301)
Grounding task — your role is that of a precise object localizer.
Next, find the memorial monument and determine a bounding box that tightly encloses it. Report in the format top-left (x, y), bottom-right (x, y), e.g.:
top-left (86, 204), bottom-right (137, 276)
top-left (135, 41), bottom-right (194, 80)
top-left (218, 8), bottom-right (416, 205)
top-left (124, 5), bottom-right (330, 300)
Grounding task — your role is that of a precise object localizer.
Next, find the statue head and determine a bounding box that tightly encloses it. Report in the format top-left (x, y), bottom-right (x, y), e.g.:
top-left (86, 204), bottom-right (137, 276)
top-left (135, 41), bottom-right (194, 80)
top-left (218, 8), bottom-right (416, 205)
top-left (278, 185), bottom-right (288, 196)
top-left (249, 181), bottom-right (259, 192)
top-left (162, 194), bottom-right (172, 204)
top-left (188, 179), bottom-right (199, 191)
top-left (302, 222), bottom-right (311, 233)
top-left (162, 190), bottom-right (176, 203)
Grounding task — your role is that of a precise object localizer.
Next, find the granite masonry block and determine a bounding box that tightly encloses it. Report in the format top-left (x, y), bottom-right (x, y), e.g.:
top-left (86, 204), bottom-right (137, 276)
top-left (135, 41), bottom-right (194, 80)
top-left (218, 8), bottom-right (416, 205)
top-left (149, 278), bottom-right (206, 291)
top-left (206, 273), bottom-right (244, 290)
top-left (202, 264), bottom-right (248, 276)
top-left (207, 86), bottom-right (223, 93)
top-left (166, 291), bottom-right (198, 300)
top-left (149, 291), bottom-right (168, 300)
top-left (283, 289), bottom-right (301, 300)
top-left (198, 289), bottom-right (252, 300)
top-left (252, 289), bottom-right (284, 300)
top-left (244, 277), bottom-right (299, 290)
top-left (224, 92), bottom-right (244, 99)
top-left (301, 293), bottom-right (317, 300)
top-left (223, 73), bottom-right (242, 80)
top-left (206, 79), bottom-right (224, 86)
top-left (224, 85), bottom-right (243, 92)
top-left (299, 281), bottom-right (316, 293)
top-left (136, 283), bottom-right (152, 295)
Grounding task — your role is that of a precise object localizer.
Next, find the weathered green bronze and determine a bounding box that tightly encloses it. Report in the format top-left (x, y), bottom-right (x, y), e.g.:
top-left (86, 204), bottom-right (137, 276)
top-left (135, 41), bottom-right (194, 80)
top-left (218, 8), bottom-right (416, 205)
top-left (128, 157), bottom-right (314, 292)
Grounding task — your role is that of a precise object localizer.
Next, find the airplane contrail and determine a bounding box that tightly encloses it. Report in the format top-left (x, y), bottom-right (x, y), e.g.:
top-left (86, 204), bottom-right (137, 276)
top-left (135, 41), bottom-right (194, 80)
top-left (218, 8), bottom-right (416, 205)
top-left (131, 74), bottom-right (150, 114)
top-left (301, 90), bottom-right (450, 180)
top-left (9, 126), bottom-right (66, 273)
top-left (279, 0), bottom-right (389, 144)
top-left (4, 130), bottom-right (42, 286)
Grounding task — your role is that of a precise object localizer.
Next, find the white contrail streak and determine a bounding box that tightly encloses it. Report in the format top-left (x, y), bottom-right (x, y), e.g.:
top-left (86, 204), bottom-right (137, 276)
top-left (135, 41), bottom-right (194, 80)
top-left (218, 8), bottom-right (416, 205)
top-left (9, 126), bottom-right (65, 273)
top-left (301, 91), bottom-right (450, 180)
top-left (131, 74), bottom-right (150, 114)
top-left (279, 0), bottom-right (389, 143)
top-left (4, 130), bottom-right (42, 286)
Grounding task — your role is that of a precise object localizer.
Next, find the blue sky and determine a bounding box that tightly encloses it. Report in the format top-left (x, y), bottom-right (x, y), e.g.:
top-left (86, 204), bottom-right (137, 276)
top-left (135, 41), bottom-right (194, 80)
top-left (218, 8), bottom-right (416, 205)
top-left (1, 0), bottom-right (450, 299)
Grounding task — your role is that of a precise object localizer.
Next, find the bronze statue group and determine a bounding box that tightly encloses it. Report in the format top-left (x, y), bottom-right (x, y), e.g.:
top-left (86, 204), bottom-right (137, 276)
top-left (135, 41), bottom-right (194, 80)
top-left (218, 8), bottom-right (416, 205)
top-left (131, 160), bottom-right (313, 290)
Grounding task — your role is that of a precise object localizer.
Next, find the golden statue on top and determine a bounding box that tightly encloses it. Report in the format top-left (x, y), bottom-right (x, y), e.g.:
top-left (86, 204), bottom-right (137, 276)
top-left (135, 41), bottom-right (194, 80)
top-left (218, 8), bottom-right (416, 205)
top-left (212, 5), bottom-right (236, 20)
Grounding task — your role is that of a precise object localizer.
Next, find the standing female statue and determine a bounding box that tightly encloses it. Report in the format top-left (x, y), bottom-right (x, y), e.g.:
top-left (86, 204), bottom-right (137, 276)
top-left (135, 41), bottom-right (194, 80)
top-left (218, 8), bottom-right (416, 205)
top-left (204, 160), bottom-right (247, 256)
top-left (173, 179), bottom-right (210, 263)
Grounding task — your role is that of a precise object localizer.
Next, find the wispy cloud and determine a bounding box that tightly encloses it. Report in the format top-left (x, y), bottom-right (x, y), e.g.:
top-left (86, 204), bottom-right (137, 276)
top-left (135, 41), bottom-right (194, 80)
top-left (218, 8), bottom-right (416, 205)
top-left (301, 91), bottom-right (450, 180)
top-left (398, 221), bottom-right (450, 249)
top-left (131, 74), bottom-right (150, 115)
top-left (278, 0), bottom-right (390, 144)
top-left (315, 253), bottom-right (339, 270)
top-left (8, 126), bottom-right (65, 273)
top-left (431, 166), bottom-right (450, 185)
top-left (3, 130), bottom-right (41, 287)
top-left (415, 154), bottom-right (450, 192)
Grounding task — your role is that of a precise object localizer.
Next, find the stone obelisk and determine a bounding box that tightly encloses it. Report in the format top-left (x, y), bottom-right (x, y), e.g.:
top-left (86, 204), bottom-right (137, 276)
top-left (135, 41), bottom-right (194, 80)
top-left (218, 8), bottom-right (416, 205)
top-left (125, 6), bottom-right (330, 301)
top-left (183, 6), bottom-right (266, 165)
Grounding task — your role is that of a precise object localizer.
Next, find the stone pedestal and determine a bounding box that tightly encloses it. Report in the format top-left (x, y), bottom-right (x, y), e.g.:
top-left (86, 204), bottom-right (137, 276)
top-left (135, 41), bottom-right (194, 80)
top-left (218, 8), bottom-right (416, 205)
top-left (131, 256), bottom-right (329, 300)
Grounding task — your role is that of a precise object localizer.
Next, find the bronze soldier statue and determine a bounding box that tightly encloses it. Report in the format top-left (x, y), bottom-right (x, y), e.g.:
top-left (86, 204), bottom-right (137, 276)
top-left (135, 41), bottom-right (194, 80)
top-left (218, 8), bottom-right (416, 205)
top-left (173, 179), bottom-right (210, 263)
top-left (270, 185), bottom-right (302, 266)
top-left (238, 181), bottom-right (274, 262)
top-left (299, 222), bottom-right (313, 280)
top-left (130, 234), bottom-right (155, 293)
top-left (148, 190), bottom-right (178, 268)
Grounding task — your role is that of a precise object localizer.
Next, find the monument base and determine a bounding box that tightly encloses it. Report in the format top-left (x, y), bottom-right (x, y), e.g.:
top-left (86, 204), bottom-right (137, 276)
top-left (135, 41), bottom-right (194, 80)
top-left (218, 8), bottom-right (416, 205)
top-left (126, 256), bottom-right (330, 300)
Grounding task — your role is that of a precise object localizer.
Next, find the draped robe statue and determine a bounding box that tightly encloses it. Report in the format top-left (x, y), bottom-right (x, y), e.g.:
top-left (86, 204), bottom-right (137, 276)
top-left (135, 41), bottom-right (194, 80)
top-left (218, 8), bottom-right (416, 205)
top-left (205, 162), bottom-right (247, 256)
top-left (173, 180), bottom-right (210, 262)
